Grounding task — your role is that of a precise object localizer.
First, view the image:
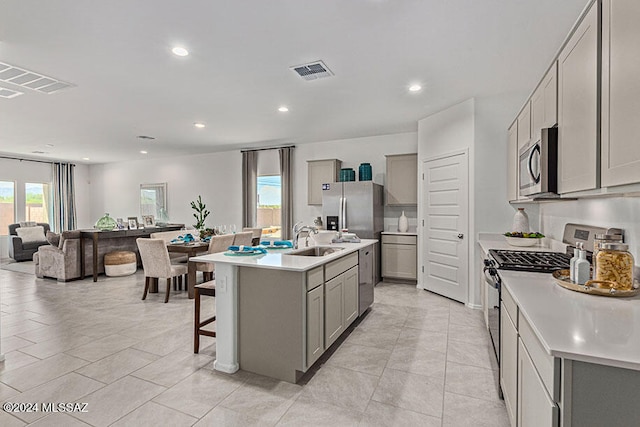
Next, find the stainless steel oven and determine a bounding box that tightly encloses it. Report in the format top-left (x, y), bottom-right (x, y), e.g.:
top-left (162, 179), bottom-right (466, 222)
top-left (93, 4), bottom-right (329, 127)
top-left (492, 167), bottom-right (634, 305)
top-left (483, 259), bottom-right (501, 365)
top-left (519, 127), bottom-right (558, 197)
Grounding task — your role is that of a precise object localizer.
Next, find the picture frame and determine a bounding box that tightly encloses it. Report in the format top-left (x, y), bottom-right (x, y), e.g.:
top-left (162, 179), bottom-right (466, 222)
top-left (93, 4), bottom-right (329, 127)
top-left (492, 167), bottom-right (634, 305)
top-left (142, 215), bottom-right (156, 228)
top-left (116, 218), bottom-right (125, 230)
top-left (127, 217), bottom-right (138, 230)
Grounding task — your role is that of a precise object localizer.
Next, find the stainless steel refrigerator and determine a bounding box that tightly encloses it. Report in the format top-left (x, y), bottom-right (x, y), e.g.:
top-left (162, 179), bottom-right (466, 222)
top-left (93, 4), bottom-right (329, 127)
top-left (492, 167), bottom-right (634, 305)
top-left (322, 181), bottom-right (383, 294)
top-left (321, 181), bottom-right (384, 238)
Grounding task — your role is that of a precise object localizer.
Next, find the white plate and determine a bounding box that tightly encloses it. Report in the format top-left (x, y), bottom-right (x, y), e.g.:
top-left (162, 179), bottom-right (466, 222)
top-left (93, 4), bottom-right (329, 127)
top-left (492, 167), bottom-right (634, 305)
top-left (505, 236), bottom-right (542, 247)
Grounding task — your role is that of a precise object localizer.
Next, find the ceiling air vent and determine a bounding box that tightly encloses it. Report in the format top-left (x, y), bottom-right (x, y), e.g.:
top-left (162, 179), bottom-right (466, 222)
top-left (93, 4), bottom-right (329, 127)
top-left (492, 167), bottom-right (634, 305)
top-left (0, 87), bottom-right (23, 99)
top-left (290, 60), bottom-right (334, 81)
top-left (0, 61), bottom-right (74, 94)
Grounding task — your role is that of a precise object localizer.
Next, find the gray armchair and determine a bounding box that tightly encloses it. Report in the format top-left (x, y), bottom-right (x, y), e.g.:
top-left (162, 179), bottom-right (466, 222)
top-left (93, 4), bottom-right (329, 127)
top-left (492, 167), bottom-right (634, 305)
top-left (8, 223), bottom-right (50, 262)
top-left (34, 231), bottom-right (82, 282)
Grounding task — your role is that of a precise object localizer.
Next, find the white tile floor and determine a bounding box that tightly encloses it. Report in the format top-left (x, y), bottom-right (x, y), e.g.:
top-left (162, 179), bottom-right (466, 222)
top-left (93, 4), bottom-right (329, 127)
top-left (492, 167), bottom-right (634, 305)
top-left (0, 267), bottom-right (509, 426)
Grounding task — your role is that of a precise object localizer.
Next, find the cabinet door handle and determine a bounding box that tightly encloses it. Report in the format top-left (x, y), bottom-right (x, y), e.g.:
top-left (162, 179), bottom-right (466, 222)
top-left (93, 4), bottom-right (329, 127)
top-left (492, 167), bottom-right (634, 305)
top-left (457, 233), bottom-right (464, 239)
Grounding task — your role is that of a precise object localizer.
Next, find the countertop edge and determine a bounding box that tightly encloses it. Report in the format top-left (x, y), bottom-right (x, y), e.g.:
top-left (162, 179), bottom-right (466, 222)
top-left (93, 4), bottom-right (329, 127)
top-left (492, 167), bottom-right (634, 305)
top-left (190, 240), bottom-right (377, 272)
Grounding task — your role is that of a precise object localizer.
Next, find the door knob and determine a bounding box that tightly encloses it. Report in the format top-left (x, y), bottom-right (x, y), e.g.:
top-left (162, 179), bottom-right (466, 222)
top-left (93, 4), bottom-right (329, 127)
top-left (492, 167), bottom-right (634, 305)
top-left (457, 233), bottom-right (464, 239)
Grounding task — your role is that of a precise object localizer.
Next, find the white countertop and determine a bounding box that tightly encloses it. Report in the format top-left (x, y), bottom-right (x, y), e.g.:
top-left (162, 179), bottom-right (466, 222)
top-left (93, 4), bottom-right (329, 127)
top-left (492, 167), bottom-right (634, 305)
top-left (190, 239), bottom-right (377, 272)
top-left (477, 233), bottom-right (566, 254)
top-left (478, 236), bottom-right (640, 371)
top-left (381, 231), bottom-right (418, 236)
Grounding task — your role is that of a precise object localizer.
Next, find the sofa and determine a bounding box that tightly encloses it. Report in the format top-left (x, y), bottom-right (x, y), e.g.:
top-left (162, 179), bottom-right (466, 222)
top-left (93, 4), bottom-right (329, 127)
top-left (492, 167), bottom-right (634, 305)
top-left (8, 222), bottom-right (51, 262)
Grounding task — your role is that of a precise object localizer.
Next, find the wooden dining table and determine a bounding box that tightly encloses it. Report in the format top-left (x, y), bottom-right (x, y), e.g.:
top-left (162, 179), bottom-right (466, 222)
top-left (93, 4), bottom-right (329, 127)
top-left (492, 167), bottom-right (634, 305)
top-left (165, 241), bottom-right (209, 298)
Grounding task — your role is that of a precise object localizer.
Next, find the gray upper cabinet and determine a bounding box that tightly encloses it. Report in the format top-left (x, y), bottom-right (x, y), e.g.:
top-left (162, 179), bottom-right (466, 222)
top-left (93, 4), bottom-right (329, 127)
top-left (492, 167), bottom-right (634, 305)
top-left (557, 2), bottom-right (599, 194)
top-left (307, 159), bottom-right (341, 205)
top-left (517, 102), bottom-right (532, 150)
top-left (601, 0), bottom-right (640, 187)
top-left (531, 62), bottom-right (558, 143)
top-left (507, 122), bottom-right (518, 202)
top-left (385, 153), bottom-right (417, 205)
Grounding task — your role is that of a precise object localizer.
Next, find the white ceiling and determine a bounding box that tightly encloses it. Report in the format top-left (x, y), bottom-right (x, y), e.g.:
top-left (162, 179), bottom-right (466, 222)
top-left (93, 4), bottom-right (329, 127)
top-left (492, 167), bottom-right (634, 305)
top-left (0, 0), bottom-right (589, 164)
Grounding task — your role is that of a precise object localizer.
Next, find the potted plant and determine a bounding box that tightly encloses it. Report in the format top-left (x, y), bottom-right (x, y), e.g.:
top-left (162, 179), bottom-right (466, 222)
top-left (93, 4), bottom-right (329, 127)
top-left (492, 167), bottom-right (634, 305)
top-left (190, 195), bottom-right (210, 232)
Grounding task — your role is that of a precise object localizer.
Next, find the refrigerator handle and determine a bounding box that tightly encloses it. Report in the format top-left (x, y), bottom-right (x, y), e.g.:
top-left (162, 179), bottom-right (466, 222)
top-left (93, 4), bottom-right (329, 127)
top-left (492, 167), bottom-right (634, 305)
top-left (338, 197), bottom-right (343, 230)
top-left (342, 196), bottom-right (347, 230)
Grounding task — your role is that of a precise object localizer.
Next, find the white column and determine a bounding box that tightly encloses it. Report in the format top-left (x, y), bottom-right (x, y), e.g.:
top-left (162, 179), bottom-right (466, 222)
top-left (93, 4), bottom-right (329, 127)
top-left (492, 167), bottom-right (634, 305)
top-left (213, 263), bottom-right (239, 373)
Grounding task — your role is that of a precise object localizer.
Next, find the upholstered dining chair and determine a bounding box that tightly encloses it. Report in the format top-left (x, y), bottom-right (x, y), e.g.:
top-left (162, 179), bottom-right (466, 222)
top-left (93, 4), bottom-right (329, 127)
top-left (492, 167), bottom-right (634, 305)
top-left (243, 227), bottom-right (263, 246)
top-left (136, 238), bottom-right (187, 303)
top-left (232, 231), bottom-right (253, 246)
top-left (193, 234), bottom-right (235, 282)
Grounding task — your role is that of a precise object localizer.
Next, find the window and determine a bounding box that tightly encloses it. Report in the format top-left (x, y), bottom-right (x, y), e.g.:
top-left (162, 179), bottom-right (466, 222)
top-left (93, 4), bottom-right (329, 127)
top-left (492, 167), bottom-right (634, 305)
top-left (25, 182), bottom-right (52, 224)
top-left (0, 181), bottom-right (15, 236)
top-left (257, 175), bottom-right (281, 238)
top-left (140, 183), bottom-right (167, 220)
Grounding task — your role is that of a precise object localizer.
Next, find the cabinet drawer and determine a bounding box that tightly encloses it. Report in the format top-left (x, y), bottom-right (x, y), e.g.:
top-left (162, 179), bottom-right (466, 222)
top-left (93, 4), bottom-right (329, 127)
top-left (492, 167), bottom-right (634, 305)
top-left (501, 286), bottom-right (518, 328)
top-left (325, 252), bottom-right (358, 281)
top-left (381, 234), bottom-right (416, 245)
top-left (306, 266), bottom-right (324, 291)
top-left (519, 312), bottom-right (561, 401)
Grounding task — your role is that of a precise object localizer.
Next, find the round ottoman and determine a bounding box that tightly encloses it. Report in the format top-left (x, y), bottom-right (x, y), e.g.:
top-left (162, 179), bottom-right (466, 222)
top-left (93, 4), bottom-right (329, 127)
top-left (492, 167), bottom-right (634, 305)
top-left (104, 251), bottom-right (137, 277)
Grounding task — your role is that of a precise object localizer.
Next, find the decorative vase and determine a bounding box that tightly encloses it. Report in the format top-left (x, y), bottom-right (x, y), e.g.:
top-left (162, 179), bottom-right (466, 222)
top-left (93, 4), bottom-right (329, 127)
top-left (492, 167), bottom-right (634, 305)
top-left (95, 213), bottom-right (117, 231)
top-left (398, 211), bottom-right (409, 233)
top-left (512, 208), bottom-right (530, 233)
top-left (358, 163), bottom-right (372, 181)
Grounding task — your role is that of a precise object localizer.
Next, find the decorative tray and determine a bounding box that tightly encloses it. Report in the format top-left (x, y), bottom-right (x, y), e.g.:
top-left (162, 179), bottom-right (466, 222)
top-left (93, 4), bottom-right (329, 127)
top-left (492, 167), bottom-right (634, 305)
top-left (224, 250), bottom-right (265, 256)
top-left (552, 269), bottom-right (640, 298)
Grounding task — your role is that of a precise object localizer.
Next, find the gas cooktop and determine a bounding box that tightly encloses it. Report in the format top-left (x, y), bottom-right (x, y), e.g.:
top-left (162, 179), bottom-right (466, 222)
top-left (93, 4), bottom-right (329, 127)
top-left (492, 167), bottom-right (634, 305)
top-left (489, 249), bottom-right (571, 273)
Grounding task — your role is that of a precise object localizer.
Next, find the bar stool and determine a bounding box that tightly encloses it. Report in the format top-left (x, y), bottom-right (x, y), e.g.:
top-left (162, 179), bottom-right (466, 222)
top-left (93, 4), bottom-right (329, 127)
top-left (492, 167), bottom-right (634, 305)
top-left (194, 280), bottom-right (216, 353)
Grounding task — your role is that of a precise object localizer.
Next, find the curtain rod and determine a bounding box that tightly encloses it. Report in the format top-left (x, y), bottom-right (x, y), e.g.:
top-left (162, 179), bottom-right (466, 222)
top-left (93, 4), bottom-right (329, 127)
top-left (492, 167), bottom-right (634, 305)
top-left (240, 145), bottom-right (295, 153)
top-left (0, 155), bottom-right (75, 166)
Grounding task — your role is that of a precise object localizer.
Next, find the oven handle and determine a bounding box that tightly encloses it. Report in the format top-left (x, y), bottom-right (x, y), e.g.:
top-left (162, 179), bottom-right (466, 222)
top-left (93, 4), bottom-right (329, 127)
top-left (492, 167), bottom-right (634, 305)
top-left (483, 266), bottom-right (500, 289)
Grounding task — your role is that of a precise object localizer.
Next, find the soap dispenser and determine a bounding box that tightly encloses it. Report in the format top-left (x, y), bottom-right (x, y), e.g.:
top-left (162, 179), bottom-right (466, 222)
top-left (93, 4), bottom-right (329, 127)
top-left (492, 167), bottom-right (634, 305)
top-left (575, 243), bottom-right (591, 285)
top-left (569, 244), bottom-right (579, 282)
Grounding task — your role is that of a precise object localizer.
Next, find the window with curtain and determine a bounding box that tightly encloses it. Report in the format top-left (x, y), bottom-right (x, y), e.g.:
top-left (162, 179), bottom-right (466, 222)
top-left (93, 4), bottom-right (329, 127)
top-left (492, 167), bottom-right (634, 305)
top-left (242, 147), bottom-right (293, 240)
top-left (25, 182), bottom-right (52, 224)
top-left (0, 181), bottom-right (15, 235)
top-left (257, 175), bottom-right (282, 239)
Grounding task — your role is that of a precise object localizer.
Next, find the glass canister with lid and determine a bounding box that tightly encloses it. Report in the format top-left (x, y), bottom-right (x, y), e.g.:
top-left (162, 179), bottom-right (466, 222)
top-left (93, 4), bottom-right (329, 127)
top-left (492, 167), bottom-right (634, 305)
top-left (593, 233), bottom-right (624, 271)
top-left (595, 243), bottom-right (635, 290)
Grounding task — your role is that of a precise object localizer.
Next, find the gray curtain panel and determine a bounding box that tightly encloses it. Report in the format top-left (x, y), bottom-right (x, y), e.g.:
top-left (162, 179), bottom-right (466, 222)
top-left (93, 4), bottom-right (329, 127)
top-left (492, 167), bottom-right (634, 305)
top-left (279, 147), bottom-right (294, 240)
top-left (242, 150), bottom-right (258, 228)
top-left (52, 162), bottom-right (77, 232)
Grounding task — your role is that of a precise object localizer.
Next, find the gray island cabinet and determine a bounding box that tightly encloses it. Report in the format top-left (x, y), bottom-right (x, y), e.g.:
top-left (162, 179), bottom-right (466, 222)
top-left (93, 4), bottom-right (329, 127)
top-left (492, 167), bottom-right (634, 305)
top-left (190, 240), bottom-right (375, 383)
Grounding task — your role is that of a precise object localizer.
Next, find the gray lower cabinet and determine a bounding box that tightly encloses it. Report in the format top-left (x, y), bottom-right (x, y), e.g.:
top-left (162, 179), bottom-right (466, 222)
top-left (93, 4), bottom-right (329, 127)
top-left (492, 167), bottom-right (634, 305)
top-left (381, 234), bottom-right (417, 280)
top-left (306, 283), bottom-right (324, 367)
top-left (325, 265), bottom-right (359, 348)
top-left (518, 339), bottom-right (559, 427)
top-left (324, 274), bottom-right (345, 347)
top-left (501, 304), bottom-right (518, 427)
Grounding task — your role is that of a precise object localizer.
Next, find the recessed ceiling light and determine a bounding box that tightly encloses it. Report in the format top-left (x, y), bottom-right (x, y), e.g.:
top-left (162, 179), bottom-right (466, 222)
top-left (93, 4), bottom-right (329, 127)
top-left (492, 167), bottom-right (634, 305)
top-left (409, 84), bottom-right (422, 92)
top-left (278, 106), bottom-right (289, 112)
top-left (82, 157), bottom-right (90, 161)
top-left (194, 122), bottom-right (205, 128)
top-left (171, 46), bottom-right (189, 57)
top-left (140, 150), bottom-right (148, 154)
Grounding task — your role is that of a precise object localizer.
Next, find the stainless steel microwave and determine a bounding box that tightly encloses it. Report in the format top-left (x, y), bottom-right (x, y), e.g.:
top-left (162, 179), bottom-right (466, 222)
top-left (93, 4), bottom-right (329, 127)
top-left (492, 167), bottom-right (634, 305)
top-left (519, 127), bottom-right (558, 197)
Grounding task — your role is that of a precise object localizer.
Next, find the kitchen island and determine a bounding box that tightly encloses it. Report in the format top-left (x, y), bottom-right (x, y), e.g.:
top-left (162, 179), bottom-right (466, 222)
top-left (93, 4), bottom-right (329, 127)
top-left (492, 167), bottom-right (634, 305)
top-left (478, 236), bottom-right (640, 426)
top-left (190, 239), bottom-right (377, 383)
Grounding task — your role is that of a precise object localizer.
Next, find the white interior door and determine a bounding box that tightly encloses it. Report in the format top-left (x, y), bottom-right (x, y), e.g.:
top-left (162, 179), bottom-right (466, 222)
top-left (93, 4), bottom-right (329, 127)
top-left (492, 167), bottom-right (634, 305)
top-left (422, 152), bottom-right (469, 303)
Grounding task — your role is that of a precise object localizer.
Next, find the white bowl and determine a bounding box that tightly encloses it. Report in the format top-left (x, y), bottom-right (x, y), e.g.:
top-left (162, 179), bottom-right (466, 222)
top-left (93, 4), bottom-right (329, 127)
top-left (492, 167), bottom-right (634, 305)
top-left (505, 236), bottom-right (542, 247)
top-left (312, 230), bottom-right (337, 245)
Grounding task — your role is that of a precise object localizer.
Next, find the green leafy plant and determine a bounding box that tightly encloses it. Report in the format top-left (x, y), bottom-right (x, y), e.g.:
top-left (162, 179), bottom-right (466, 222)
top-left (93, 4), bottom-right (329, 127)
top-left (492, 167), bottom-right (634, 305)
top-left (190, 195), bottom-right (210, 230)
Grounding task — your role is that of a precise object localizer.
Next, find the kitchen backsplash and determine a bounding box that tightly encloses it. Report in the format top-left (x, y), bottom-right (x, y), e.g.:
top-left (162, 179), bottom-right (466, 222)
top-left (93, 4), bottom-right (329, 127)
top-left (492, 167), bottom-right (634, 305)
top-left (539, 196), bottom-right (640, 261)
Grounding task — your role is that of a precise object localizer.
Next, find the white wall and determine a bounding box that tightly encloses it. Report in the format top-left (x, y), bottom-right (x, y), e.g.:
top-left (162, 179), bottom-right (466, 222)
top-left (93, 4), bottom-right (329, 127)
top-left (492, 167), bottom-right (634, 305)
top-left (0, 158), bottom-right (91, 259)
top-left (86, 132), bottom-right (418, 233)
top-left (89, 150), bottom-right (243, 230)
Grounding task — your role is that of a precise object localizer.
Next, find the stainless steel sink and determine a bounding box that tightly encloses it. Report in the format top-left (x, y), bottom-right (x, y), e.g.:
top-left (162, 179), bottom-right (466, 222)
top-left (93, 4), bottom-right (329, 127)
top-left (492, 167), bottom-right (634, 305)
top-left (285, 246), bottom-right (345, 257)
